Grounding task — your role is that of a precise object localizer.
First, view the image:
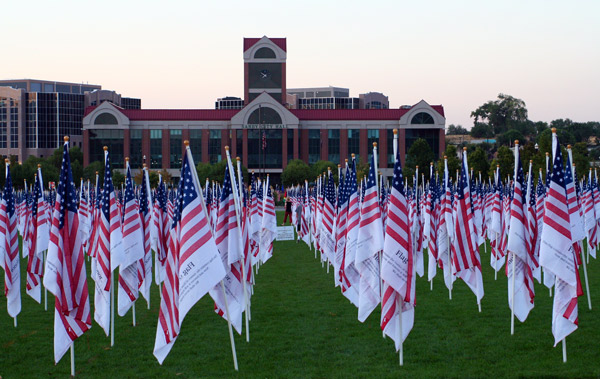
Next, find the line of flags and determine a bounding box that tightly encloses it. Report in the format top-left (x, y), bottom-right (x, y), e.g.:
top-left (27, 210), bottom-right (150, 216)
top-left (285, 128), bottom-right (598, 363)
top-left (1, 128), bottom-right (599, 372)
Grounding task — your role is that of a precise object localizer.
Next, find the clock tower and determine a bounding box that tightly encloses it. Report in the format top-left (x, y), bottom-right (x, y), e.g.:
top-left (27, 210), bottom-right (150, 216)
top-left (243, 36), bottom-right (287, 105)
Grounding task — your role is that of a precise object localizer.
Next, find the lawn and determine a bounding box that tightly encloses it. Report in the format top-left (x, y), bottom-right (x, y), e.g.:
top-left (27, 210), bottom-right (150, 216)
top-left (1, 212), bottom-right (599, 377)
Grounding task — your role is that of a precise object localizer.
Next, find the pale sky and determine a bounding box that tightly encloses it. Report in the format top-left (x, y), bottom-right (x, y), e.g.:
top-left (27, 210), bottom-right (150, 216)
top-left (4, 0), bottom-right (599, 128)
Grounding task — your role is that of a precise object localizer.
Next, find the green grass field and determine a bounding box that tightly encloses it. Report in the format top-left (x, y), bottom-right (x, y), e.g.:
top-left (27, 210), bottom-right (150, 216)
top-left (2, 212), bottom-right (600, 378)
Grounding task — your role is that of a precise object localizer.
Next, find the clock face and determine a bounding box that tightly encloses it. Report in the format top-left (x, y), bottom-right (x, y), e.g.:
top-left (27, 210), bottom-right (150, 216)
top-left (259, 69), bottom-right (271, 80)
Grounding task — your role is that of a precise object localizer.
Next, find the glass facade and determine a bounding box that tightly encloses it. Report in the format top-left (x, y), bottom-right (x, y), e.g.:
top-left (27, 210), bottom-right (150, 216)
top-left (405, 129), bottom-right (440, 160)
top-left (26, 94), bottom-right (37, 148)
top-left (170, 129), bottom-right (182, 168)
top-left (208, 130), bottom-right (221, 164)
top-left (88, 129), bottom-right (124, 168)
top-left (328, 129), bottom-right (340, 164)
top-left (298, 97), bottom-right (360, 110)
top-left (0, 98), bottom-right (7, 148)
top-left (150, 130), bottom-right (162, 169)
top-left (347, 129), bottom-right (360, 161)
top-left (367, 130), bottom-right (379, 162)
top-left (411, 112), bottom-right (434, 124)
top-left (308, 130), bottom-right (320, 164)
top-left (129, 130), bottom-right (143, 169)
top-left (10, 99), bottom-right (18, 148)
top-left (189, 129), bottom-right (202, 164)
top-left (247, 129), bottom-right (281, 168)
top-left (287, 130), bottom-right (294, 163)
top-left (121, 97), bottom-right (141, 110)
top-left (387, 130), bottom-right (395, 166)
top-left (236, 130), bottom-right (244, 162)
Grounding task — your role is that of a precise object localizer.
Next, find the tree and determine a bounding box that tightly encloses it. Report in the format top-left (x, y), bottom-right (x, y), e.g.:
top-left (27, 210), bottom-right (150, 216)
top-left (536, 128), bottom-right (576, 156)
top-left (470, 93), bottom-right (528, 136)
top-left (405, 138), bottom-right (434, 181)
top-left (112, 170), bottom-right (125, 189)
top-left (571, 142), bottom-right (590, 174)
top-left (355, 161), bottom-right (370, 183)
top-left (195, 160), bottom-right (248, 186)
top-left (437, 144), bottom-right (461, 177)
top-left (470, 123), bottom-right (494, 138)
top-left (468, 147), bottom-right (490, 181)
top-left (497, 129), bottom-right (524, 147)
top-left (446, 124), bottom-right (468, 135)
top-left (310, 160), bottom-right (338, 183)
top-left (83, 161), bottom-right (104, 186)
top-left (281, 159), bottom-right (311, 187)
top-left (496, 146), bottom-right (514, 181)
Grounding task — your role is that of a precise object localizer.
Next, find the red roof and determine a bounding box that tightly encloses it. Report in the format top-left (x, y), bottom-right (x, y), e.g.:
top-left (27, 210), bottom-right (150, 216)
top-left (431, 105), bottom-right (445, 117)
top-left (243, 37), bottom-right (286, 52)
top-left (84, 105), bottom-right (239, 121)
top-left (291, 109), bottom-right (409, 121)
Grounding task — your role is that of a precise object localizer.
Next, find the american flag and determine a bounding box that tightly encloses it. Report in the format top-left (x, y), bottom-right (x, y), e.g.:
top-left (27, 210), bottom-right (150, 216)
top-left (139, 166), bottom-right (153, 305)
top-left (355, 152), bottom-right (384, 322)
top-left (212, 162), bottom-right (244, 334)
top-left (452, 149), bottom-right (484, 304)
top-left (260, 179), bottom-right (276, 263)
top-left (1, 161), bottom-right (20, 318)
top-left (43, 141), bottom-right (91, 363)
top-left (321, 169), bottom-right (336, 264)
top-left (117, 161), bottom-right (144, 316)
top-left (381, 148), bottom-right (414, 350)
top-left (565, 152), bottom-right (585, 244)
top-left (335, 168), bottom-right (349, 287)
top-left (154, 147), bottom-right (226, 364)
top-left (152, 177), bottom-right (169, 285)
top-left (93, 148), bottom-right (123, 337)
top-left (25, 167), bottom-right (49, 303)
top-left (340, 158), bottom-right (360, 306)
top-left (583, 169), bottom-right (597, 256)
top-left (539, 131), bottom-right (581, 346)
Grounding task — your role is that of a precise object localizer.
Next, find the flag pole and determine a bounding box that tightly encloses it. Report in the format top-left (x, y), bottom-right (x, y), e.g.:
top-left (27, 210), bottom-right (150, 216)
top-left (71, 343), bottom-right (75, 376)
top-left (186, 144), bottom-right (238, 371)
top-left (44, 249), bottom-right (48, 311)
top-left (373, 142), bottom-right (385, 339)
top-left (510, 142), bottom-right (519, 335)
top-left (132, 301), bottom-right (136, 326)
top-left (562, 338), bottom-right (567, 363)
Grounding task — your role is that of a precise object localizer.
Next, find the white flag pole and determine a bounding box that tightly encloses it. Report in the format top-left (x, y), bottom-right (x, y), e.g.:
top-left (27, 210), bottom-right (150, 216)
top-left (44, 249), bottom-right (48, 311)
top-left (185, 143), bottom-right (238, 371)
top-left (132, 301), bottom-right (136, 327)
top-left (373, 142), bottom-right (385, 339)
top-left (398, 295), bottom-right (403, 366)
top-left (71, 343), bottom-right (75, 376)
top-left (445, 157), bottom-right (452, 300)
top-left (562, 338), bottom-right (567, 363)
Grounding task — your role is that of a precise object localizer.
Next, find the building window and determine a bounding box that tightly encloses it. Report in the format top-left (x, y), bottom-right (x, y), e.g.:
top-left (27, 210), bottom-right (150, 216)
top-left (247, 106), bottom-right (282, 125)
top-left (236, 130), bottom-right (244, 162)
top-left (328, 129), bottom-right (340, 164)
top-left (0, 98), bottom-right (7, 148)
top-left (26, 94), bottom-right (37, 148)
top-left (89, 129), bottom-right (124, 168)
top-left (287, 130), bottom-right (294, 163)
top-left (410, 112), bottom-right (434, 124)
top-left (387, 130), bottom-right (395, 166)
top-left (129, 130), bottom-right (143, 169)
top-left (347, 129), bottom-right (360, 162)
top-left (150, 129), bottom-right (162, 169)
top-left (405, 129), bottom-right (440, 160)
top-left (170, 129), bottom-right (182, 169)
top-left (208, 130), bottom-right (221, 164)
top-left (308, 130), bottom-right (320, 164)
top-left (367, 130), bottom-right (379, 162)
top-left (189, 129), bottom-right (202, 164)
top-left (254, 47), bottom-right (276, 59)
top-left (10, 100), bottom-right (18, 148)
top-left (94, 112), bottom-right (118, 125)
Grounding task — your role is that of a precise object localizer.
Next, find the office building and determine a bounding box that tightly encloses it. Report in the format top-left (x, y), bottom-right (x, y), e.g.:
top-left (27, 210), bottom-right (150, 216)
top-left (83, 36), bottom-right (445, 181)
